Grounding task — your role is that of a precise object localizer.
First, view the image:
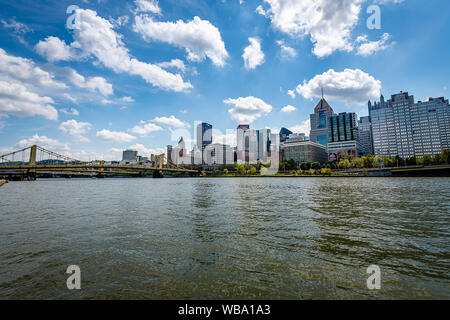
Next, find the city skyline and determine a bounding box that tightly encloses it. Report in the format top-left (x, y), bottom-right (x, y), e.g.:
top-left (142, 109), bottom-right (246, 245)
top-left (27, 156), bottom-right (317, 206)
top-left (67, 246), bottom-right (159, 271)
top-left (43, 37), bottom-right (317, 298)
top-left (1, 0), bottom-right (449, 161)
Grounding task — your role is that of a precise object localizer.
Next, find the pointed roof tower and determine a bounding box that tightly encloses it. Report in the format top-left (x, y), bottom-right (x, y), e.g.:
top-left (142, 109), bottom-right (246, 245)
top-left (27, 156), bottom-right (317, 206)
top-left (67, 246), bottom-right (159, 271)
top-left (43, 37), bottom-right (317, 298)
top-left (314, 88), bottom-right (334, 113)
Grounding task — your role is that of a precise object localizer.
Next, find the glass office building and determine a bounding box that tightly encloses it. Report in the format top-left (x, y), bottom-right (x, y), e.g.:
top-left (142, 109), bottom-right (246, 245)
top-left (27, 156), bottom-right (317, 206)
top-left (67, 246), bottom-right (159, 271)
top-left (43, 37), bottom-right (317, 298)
top-left (369, 92), bottom-right (450, 158)
top-left (310, 97), bottom-right (335, 147)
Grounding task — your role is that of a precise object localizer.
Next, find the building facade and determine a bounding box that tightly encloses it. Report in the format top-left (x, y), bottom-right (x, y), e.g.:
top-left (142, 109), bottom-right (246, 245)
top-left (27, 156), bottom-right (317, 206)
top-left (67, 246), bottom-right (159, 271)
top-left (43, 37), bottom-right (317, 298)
top-left (196, 122), bottom-right (213, 164)
top-left (282, 138), bottom-right (328, 164)
top-left (327, 112), bottom-right (362, 161)
top-left (122, 149), bottom-right (137, 162)
top-left (236, 124), bottom-right (250, 163)
top-left (310, 97), bottom-right (335, 147)
top-left (358, 116), bottom-right (374, 155)
top-left (369, 92), bottom-right (450, 158)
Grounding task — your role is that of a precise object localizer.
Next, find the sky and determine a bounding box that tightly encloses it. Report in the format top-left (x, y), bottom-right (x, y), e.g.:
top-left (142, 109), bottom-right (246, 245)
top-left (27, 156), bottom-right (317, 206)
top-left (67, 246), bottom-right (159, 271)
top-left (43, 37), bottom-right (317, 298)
top-left (0, 0), bottom-right (449, 161)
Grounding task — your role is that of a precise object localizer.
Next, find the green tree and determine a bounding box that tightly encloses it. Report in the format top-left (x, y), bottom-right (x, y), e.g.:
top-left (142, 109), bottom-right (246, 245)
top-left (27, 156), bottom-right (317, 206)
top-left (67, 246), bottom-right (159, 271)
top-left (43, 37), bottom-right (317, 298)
top-left (248, 167), bottom-right (257, 175)
top-left (237, 164), bottom-right (246, 175)
top-left (421, 154), bottom-right (432, 166)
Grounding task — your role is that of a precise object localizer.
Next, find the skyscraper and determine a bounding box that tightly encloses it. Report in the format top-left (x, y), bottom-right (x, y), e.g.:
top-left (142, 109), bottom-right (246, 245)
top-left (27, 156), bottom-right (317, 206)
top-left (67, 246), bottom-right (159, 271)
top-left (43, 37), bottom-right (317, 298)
top-left (327, 112), bottom-right (361, 161)
top-left (196, 122), bottom-right (212, 164)
top-left (309, 92), bottom-right (335, 147)
top-left (369, 92), bottom-right (450, 158)
top-left (236, 124), bottom-right (250, 164)
top-left (358, 116), bottom-right (374, 155)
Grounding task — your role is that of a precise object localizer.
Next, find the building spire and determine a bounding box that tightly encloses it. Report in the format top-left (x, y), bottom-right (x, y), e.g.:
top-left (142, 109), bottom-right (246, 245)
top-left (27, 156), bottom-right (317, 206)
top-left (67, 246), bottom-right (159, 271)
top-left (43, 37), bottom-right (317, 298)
top-left (321, 87), bottom-right (324, 99)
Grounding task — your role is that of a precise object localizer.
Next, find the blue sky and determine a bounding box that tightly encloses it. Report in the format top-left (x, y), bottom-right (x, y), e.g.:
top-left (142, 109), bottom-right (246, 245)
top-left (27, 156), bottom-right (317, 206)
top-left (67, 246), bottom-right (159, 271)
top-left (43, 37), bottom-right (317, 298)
top-left (0, 0), bottom-right (449, 160)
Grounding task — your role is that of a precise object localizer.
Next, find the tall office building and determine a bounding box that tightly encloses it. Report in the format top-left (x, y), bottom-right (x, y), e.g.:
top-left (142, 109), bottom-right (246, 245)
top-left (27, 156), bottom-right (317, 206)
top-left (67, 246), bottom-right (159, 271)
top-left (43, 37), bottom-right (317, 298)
top-left (358, 116), bottom-right (374, 155)
top-left (236, 124), bottom-right (250, 164)
top-left (122, 149), bottom-right (137, 162)
top-left (166, 145), bottom-right (173, 163)
top-left (327, 112), bottom-right (362, 161)
top-left (257, 128), bottom-right (271, 163)
top-left (196, 122), bottom-right (212, 164)
top-left (369, 92), bottom-right (450, 158)
top-left (310, 93), bottom-right (335, 147)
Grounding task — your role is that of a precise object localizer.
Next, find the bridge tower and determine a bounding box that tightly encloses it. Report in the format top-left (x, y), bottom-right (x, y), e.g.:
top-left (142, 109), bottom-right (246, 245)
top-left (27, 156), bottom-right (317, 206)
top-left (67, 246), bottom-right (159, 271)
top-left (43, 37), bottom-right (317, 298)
top-left (27, 145), bottom-right (37, 180)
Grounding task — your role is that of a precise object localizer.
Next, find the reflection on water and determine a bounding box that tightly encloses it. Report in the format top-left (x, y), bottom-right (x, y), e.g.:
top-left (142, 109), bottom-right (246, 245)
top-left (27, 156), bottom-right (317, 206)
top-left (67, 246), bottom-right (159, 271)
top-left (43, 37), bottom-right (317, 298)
top-left (0, 177), bottom-right (449, 299)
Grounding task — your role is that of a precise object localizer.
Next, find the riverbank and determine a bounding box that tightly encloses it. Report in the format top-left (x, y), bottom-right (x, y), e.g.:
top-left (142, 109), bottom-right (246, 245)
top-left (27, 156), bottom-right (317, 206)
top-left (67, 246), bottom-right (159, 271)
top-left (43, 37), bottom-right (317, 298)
top-left (0, 179), bottom-right (8, 187)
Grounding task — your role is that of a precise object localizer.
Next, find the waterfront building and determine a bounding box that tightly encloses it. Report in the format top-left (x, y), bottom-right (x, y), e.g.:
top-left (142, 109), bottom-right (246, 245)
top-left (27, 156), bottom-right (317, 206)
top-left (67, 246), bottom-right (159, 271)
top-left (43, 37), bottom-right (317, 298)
top-left (279, 127), bottom-right (293, 142)
top-left (173, 137), bottom-right (190, 165)
top-left (122, 149), bottom-right (137, 162)
top-left (196, 122), bottom-right (213, 164)
top-left (369, 92), bottom-right (450, 158)
top-left (358, 116), bottom-right (374, 155)
top-left (166, 145), bottom-right (173, 163)
top-left (257, 128), bottom-right (271, 163)
top-left (203, 143), bottom-right (234, 165)
top-left (236, 124), bottom-right (250, 163)
top-left (327, 112), bottom-right (362, 161)
top-left (282, 138), bottom-right (328, 164)
top-left (309, 93), bottom-right (335, 147)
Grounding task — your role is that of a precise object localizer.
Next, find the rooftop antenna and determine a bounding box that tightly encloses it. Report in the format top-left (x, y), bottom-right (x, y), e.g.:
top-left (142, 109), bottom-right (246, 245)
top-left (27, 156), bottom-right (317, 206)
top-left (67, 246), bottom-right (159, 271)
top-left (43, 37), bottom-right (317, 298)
top-left (321, 88), bottom-right (324, 99)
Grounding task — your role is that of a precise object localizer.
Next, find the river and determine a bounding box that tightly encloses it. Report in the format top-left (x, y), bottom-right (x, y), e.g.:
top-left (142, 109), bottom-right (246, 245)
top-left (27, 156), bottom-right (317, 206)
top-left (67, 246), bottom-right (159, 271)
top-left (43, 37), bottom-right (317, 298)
top-left (0, 177), bottom-right (449, 299)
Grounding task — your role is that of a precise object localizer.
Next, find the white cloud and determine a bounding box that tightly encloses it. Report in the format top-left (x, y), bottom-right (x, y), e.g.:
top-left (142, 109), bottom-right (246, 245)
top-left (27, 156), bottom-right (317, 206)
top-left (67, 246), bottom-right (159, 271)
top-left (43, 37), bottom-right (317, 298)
top-left (260, 0), bottom-right (363, 58)
top-left (134, 0), bottom-right (161, 14)
top-left (35, 9), bottom-right (192, 92)
top-left (133, 15), bottom-right (228, 67)
top-left (130, 122), bottom-right (163, 136)
top-left (109, 15), bottom-right (129, 28)
top-left (356, 33), bottom-right (393, 57)
top-left (287, 89), bottom-right (296, 99)
top-left (288, 119), bottom-right (310, 134)
top-left (65, 68), bottom-right (113, 96)
top-left (0, 48), bottom-right (66, 88)
top-left (157, 59), bottom-right (186, 73)
top-left (224, 96), bottom-right (272, 123)
top-left (151, 115), bottom-right (190, 128)
top-left (256, 5), bottom-right (267, 16)
top-left (60, 107), bottom-right (79, 116)
top-left (59, 119), bottom-right (92, 142)
top-left (281, 105), bottom-right (296, 113)
top-left (276, 40), bottom-right (297, 59)
top-left (0, 81), bottom-right (58, 120)
top-left (294, 68), bottom-right (381, 105)
top-left (101, 99), bottom-right (114, 105)
top-left (121, 96), bottom-right (135, 102)
top-left (96, 129), bottom-right (136, 142)
top-left (63, 93), bottom-right (77, 103)
top-left (17, 134), bottom-right (69, 152)
top-left (1, 18), bottom-right (32, 45)
top-left (180, 109), bottom-right (188, 114)
top-left (35, 36), bottom-right (73, 62)
top-left (242, 37), bottom-right (265, 70)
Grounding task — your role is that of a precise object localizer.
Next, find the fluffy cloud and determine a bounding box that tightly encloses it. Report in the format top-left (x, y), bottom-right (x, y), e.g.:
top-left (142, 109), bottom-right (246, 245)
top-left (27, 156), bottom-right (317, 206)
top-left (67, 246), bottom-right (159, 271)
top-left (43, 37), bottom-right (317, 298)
top-left (35, 36), bottom-right (73, 62)
top-left (96, 129), bottom-right (136, 142)
top-left (134, 0), bottom-right (161, 14)
top-left (60, 107), bottom-right (79, 116)
top-left (157, 59), bottom-right (186, 73)
top-left (0, 81), bottom-right (58, 120)
top-left (242, 37), bottom-right (265, 70)
top-left (35, 9), bottom-right (192, 92)
top-left (260, 0), bottom-right (363, 57)
top-left (17, 134), bottom-right (69, 152)
top-left (59, 119), bottom-right (92, 142)
top-left (287, 89), bottom-right (296, 99)
top-left (121, 96), bottom-right (135, 102)
top-left (130, 122), bottom-right (163, 136)
top-left (276, 40), bottom-right (297, 59)
top-left (294, 68), bottom-right (381, 105)
top-left (0, 48), bottom-right (65, 88)
top-left (356, 33), bottom-right (393, 57)
top-left (288, 119), bottom-right (311, 134)
top-left (281, 105), bottom-right (296, 113)
top-left (133, 15), bottom-right (228, 67)
top-left (224, 96), bottom-right (272, 123)
top-left (65, 68), bottom-right (113, 96)
top-left (151, 115), bottom-right (190, 128)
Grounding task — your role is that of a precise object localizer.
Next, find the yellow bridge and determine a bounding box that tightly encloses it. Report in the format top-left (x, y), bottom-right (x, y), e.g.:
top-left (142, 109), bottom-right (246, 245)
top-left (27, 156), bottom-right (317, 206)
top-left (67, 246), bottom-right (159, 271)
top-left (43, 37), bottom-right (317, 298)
top-left (0, 145), bottom-right (198, 179)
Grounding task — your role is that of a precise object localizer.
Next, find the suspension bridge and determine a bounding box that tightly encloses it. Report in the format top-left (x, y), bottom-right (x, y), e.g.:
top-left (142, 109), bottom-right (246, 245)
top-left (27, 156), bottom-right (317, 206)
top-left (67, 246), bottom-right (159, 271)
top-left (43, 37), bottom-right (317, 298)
top-left (0, 145), bottom-right (198, 180)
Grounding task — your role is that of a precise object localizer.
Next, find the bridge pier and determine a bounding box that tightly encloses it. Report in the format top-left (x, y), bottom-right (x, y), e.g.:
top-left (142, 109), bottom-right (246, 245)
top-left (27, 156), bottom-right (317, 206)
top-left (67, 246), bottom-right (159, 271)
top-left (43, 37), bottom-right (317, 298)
top-left (152, 170), bottom-right (164, 178)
